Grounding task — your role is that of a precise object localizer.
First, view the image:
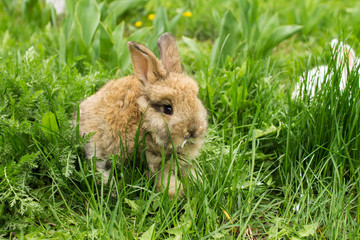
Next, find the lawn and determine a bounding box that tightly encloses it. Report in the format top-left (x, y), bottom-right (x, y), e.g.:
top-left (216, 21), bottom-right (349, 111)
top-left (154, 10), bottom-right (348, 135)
top-left (0, 0), bottom-right (360, 239)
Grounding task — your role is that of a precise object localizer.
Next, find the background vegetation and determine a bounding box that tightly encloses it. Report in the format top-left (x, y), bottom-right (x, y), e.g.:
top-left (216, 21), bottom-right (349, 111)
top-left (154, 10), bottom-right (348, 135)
top-left (0, 0), bottom-right (359, 239)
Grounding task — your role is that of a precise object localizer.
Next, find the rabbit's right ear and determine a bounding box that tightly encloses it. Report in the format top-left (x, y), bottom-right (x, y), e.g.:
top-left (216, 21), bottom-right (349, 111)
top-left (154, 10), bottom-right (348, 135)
top-left (158, 33), bottom-right (182, 73)
top-left (128, 41), bottom-right (166, 85)
top-left (341, 44), bottom-right (356, 70)
top-left (331, 39), bottom-right (356, 70)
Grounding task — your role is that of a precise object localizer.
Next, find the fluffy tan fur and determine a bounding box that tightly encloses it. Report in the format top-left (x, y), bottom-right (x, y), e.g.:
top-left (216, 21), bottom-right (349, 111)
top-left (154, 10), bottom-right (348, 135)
top-left (75, 33), bottom-right (207, 197)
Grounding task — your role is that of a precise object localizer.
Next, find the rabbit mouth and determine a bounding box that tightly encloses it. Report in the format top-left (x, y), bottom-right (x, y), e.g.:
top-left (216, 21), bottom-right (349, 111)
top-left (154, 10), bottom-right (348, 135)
top-left (181, 139), bottom-right (188, 148)
top-left (180, 138), bottom-right (195, 148)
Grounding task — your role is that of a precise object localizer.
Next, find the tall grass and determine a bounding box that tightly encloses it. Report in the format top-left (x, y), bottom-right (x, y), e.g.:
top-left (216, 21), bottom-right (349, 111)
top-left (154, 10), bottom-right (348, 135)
top-left (288, 55), bottom-right (360, 175)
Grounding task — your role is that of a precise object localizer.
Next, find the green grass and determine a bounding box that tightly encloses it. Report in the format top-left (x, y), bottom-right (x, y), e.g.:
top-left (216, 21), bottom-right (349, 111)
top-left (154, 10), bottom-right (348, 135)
top-left (1, 0), bottom-right (360, 239)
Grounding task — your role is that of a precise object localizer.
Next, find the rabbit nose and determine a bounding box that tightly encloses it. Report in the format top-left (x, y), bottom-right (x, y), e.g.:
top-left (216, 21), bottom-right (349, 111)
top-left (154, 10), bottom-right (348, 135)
top-left (184, 129), bottom-right (195, 139)
top-left (189, 129), bottom-right (196, 138)
top-left (181, 129), bottom-right (195, 148)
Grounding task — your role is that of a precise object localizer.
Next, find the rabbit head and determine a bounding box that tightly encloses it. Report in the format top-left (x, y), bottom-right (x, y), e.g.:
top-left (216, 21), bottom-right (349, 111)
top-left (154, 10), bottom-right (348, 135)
top-left (129, 33), bottom-right (207, 155)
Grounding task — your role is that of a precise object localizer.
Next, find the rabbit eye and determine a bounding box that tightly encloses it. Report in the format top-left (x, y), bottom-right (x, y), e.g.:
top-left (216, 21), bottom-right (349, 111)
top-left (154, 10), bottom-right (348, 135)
top-left (162, 105), bottom-right (173, 115)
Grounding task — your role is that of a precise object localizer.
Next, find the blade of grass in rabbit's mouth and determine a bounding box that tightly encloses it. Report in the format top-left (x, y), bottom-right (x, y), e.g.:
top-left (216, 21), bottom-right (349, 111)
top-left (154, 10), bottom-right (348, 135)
top-left (181, 139), bottom-right (188, 148)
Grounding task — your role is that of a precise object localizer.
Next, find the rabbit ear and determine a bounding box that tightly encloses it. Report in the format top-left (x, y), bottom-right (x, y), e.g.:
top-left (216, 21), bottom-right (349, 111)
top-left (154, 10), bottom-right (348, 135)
top-left (331, 39), bottom-right (356, 70)
top-left (158, 33), bottom-right (183, 73)
top-left (128, 41), bottom-right (166, 84)
top-left (342, 44), bottom-right (356, 69)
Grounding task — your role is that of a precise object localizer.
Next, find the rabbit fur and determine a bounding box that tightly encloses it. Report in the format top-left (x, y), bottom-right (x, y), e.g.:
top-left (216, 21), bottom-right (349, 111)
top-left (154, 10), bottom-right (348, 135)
top-left (292, 39), bottom-right (358, 99)
top-left (74, 33), bottom-right (207, 197)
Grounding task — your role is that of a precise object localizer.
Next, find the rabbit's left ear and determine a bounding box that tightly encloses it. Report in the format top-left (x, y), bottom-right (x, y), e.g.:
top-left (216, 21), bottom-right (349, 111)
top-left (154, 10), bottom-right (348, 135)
top-left (128, 41), bottom-right (166, 85)
top-left (158, 33), bottom-right (183, 73)
top-left (342, 45), bottom-right (356, 69)
top-left (331, 39), bottom-right (356, 69)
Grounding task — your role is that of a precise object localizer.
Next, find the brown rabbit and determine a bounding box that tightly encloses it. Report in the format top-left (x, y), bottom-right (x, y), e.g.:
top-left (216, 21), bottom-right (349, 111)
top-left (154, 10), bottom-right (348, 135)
top-left (75, 33), bottom-right (207, 197)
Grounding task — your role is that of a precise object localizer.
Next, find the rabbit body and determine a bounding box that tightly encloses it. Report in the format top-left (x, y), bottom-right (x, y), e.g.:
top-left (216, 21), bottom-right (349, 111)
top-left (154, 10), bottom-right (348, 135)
top-left (78, 76), bottom-right (143, 159)
top-left (292, 65), bottom-right (329, 99)
top-left (292, 39), bottom-right (358, 99)
top-left (76, 33), bottom-right (207, 197)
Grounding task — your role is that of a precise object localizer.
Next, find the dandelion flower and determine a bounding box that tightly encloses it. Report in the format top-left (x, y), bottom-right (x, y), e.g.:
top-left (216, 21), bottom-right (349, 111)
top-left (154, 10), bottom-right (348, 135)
top-left (135, 21), bottom-right (143, 27)
top-left (182, 11), bottom-right (192, 18)
top-left (148, 13), bottom-right (155, 20)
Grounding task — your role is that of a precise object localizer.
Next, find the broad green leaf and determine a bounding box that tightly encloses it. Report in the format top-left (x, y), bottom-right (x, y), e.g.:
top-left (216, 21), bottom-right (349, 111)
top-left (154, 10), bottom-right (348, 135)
top-left (65, 0), bottom-right (76, 17)
top-left (59, 28), bottom-right (67, 64)
top-left (128, 27), bottom-right (152, 43)
top-left (182, 36), bottom-right (202, 57)
top-left (166, 228), bottom-right (182, 240)
top-left (154, 6), bottom-right (168, 36)
top-left (166, 220), bottom-right (192, 239)
top-left (168, 10), bottom-right (184, 32)
top-left (110, 22), bottom-right (125, 69)
top-left (236, 61), bottom-right (247, 78)
top-left (209, 38), bottom-right (220, 68)
top-left (239, 181), bottom-right (253, 189)
top-left (210, 10), bottom-right (241, 68)
top-left (41, 112), bottom-right (59, 138)
top-left (266, 25), bottom-right (303, 51)
top-left (112, 22), bottom-right (124, 53)
top-left (253, 124), bottom-right (279, 140)
top-left (165, 236), bottom-right (181, 240)
top-left (108, 0), bottom-right (146, 20)
top-left (99, 22), bottom-right (113, 62)
top-left (297, 223), bottom-right (318, 237)
top-left (139, 223), bottom-right (155, 240)
top-left (267, 217), bottom-right (286, 239)
top-left (147, 6), bottom-right (168, 51)
top-left (259, 13), bottom-right (279, 36)
top-left (124, 198), bottom-right (140, 214)
top-left (114, 27), bottom-right (151, 73)
top-left (75, 0), bottom-right (100, 46)
top-left (62, 11), bottom-right (75, 39)
top-left (151, 195), bottom-right (161, 211)
top-left (212, 232), bottom-right (226, 239)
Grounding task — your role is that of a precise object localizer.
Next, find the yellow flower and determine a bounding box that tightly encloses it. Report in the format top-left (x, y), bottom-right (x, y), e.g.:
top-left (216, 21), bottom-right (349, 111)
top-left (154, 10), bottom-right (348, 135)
top-left (148, 13), bottom-right (155, 20)
top-left (135, 21), bottom-right (143, 27)
top-left (182, 11), bottom-right (192, 18)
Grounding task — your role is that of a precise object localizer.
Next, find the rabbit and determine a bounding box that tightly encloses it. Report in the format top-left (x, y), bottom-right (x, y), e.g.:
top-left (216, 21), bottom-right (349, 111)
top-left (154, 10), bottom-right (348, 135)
top-left (46, 0), bottom-right (66, 15)
top-left (74, 33), bottom-right (207, 197)
top-left (292, 39), bottom-right (358, 99)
